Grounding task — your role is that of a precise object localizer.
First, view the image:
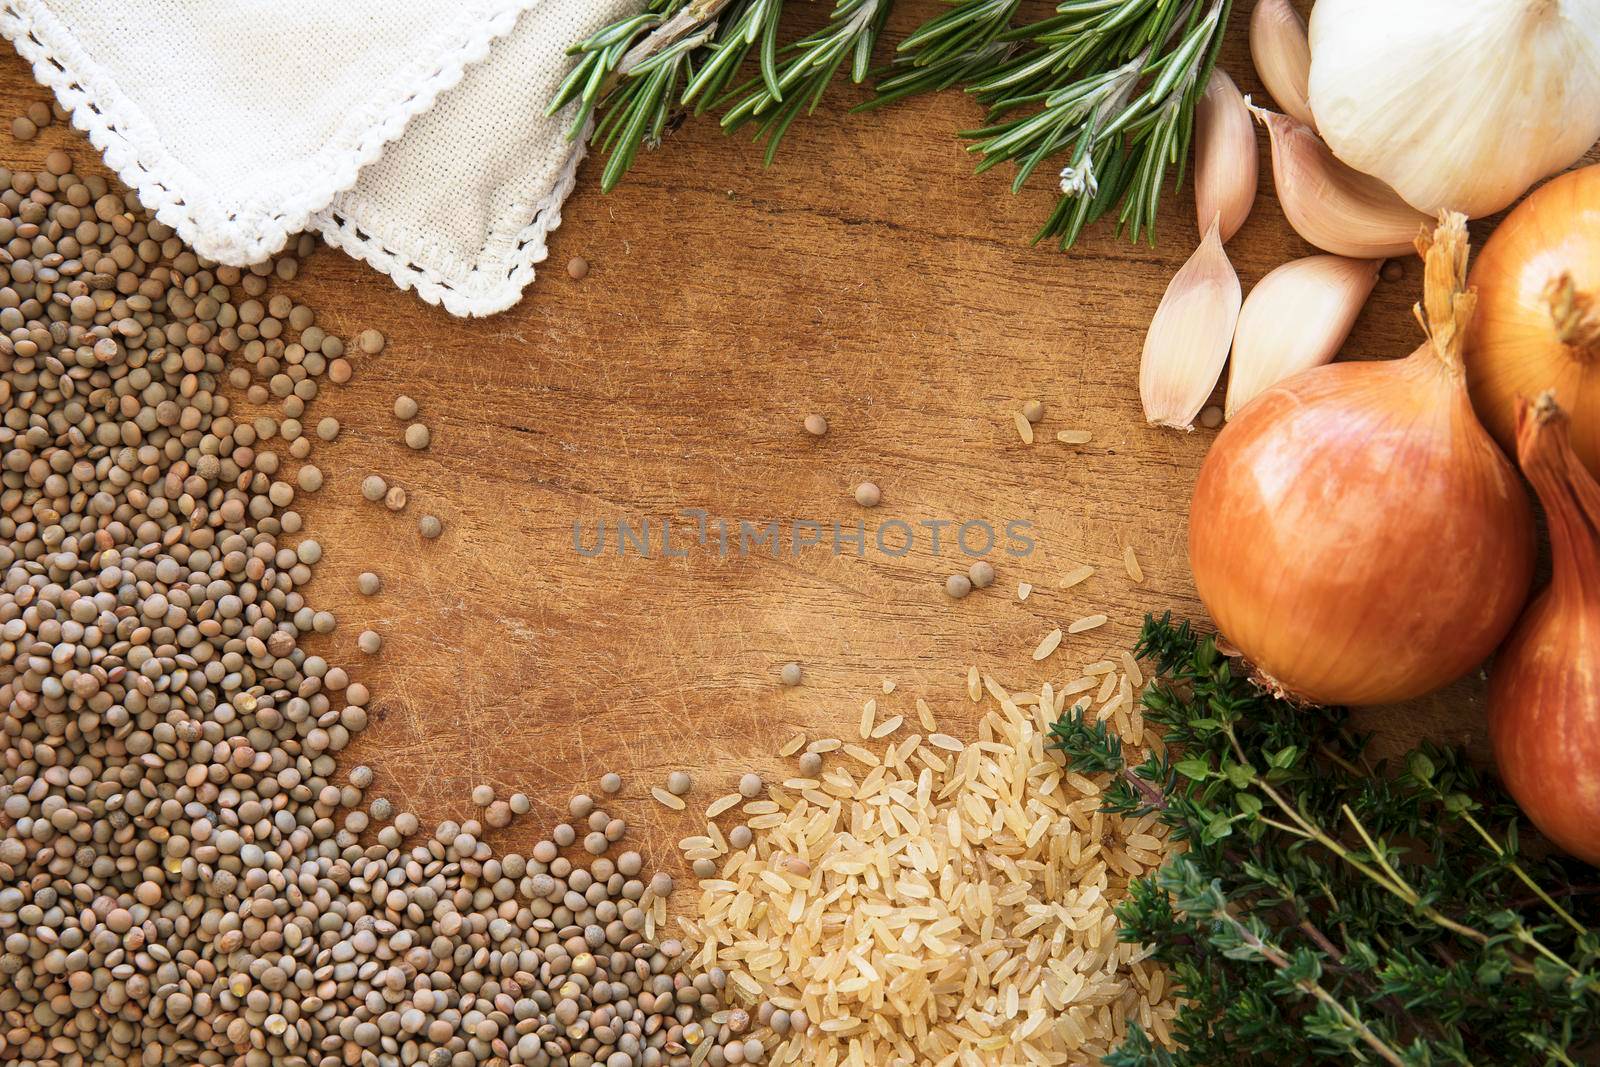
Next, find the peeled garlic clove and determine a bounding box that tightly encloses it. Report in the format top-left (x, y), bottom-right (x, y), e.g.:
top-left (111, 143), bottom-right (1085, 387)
top-left (1226, 255), bottom-right (1381, 418)
top-left (1140, 218), bottom-right (1241, 431)
top-left (1250, 0), bottom-right (1315, 129)
top-left (1195, 68), bottom-right (1258, 243)
top-left (1252, 106), bottom-right (1432, 259)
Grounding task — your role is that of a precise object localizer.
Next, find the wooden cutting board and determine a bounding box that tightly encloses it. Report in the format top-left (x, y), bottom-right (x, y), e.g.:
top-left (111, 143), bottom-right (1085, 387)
top-left (0, 3), bottom-right (1519, 871)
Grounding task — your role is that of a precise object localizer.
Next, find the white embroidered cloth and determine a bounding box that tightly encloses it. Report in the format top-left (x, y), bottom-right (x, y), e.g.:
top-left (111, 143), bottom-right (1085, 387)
top-left (0, 0), bottom-right (637, 316)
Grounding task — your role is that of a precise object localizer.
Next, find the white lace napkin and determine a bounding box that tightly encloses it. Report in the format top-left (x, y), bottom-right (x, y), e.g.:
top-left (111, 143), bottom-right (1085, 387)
top-left (0, 0), bottom-right (638, 316)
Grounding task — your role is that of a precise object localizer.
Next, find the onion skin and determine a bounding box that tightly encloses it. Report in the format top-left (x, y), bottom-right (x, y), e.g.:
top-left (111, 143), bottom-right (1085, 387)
top-left (1489, 397), bottom-right (1600, 866)
top-left (1466, 164), bottom-right (1600, 479)
top-left (1189, 214), bottom-right (1535, 706)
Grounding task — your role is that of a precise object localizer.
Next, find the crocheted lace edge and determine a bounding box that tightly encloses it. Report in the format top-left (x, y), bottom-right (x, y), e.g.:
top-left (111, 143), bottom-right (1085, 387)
top-left (314, 131), bottom-right (588, 319)
top-left (0, 0), bottom-right (529, 266)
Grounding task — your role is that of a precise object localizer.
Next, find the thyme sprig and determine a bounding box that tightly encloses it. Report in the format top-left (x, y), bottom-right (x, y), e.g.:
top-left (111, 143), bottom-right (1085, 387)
top-left (1054, 615), bottom-right (1600, 1065)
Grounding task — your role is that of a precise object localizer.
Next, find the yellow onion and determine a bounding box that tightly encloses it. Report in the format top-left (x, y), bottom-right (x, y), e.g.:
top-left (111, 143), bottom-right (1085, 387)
top-left (1489, 394), bottom-right (1600, 865)
top-left (1188, 213), bottom-right (1534, 705)
top-left (1466, 163), bottom-right (1600, 479)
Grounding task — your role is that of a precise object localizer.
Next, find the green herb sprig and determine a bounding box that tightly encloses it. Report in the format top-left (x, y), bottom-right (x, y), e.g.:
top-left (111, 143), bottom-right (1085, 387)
top-left (552, 0), bottom-right (1227, 249)
top-left (549, 0), bottom-right (895, 193)
top-left (867, 0), bottom-right (1231, 247)
top-left (1054, 614), bottom-right (1600, 1065)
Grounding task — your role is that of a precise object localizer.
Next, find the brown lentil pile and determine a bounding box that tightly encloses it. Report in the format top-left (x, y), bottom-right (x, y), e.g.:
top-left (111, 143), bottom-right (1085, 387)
top-left (0, 153), bottom-right (760, 1067)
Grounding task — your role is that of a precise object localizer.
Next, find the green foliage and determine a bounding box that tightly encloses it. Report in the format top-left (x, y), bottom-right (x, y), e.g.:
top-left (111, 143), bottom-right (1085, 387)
top-left (551, 0), bottom-right (1228, 247)
top-left (872, 0), bottom-right (1231, 247)
top-left (549, 0), bottom-right (894, 193)
top-left (1052, 614), bottom-right (1600, 1066)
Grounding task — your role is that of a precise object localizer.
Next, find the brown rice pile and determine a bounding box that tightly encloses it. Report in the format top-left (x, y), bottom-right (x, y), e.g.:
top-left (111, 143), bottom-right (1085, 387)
top-left (679, 666), bottom-right (1176, 1066)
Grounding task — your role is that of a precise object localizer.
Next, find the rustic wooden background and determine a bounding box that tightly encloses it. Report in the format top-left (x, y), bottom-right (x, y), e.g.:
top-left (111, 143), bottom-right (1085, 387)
top-left (0, 1), bottom-right (1538, 870)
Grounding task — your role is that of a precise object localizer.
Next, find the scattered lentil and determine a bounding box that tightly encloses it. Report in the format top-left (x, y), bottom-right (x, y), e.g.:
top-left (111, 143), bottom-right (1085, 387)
top-left (0, 153), bottom-right (764, 1067)
top-left (568, 255), bottom-right (590, 280)
top-left (803, 413), bottom-right (828, 436)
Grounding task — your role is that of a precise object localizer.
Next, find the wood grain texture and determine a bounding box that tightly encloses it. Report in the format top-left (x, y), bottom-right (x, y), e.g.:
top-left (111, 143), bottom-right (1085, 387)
top-left (0, 2), bottom-right (1559, 876)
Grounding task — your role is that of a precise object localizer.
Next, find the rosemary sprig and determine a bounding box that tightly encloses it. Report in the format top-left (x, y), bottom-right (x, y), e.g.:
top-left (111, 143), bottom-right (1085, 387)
top-left (554, 0), bottom-right (1226, 249)
top-left (879, 0), bottom-right (1232, 247)
top-left (720, 0), bottom-right (893, 164)
top-left (1052, 615), bottom-right (1600, 1065)
top-left (549, 0), bottom-right (896, 191)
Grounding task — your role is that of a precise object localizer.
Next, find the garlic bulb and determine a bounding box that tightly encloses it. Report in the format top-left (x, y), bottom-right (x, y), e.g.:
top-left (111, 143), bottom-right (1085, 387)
top-left (1308, 0), bottom-right (1600, 218)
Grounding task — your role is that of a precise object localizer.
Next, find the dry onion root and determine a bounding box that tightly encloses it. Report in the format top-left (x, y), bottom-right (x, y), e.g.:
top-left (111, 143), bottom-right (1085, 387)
top-left (1489, 394), bottom-right (1600, 866)
top-left (1188, 212), bottom-right (1535, 706)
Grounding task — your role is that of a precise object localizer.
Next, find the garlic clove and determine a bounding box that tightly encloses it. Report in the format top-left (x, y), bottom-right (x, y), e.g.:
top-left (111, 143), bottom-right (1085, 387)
top-left (1226, 254), bottom-right (1381, 418)
top-left (1250, 0), bottom-right (1315, 129)
top-left (1195, 68), bottom-right (1258, 243)
top-left (1140, 217), bottom-right (1242, 431)
top-left (1252, 105), bottom-right (1432, 259)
